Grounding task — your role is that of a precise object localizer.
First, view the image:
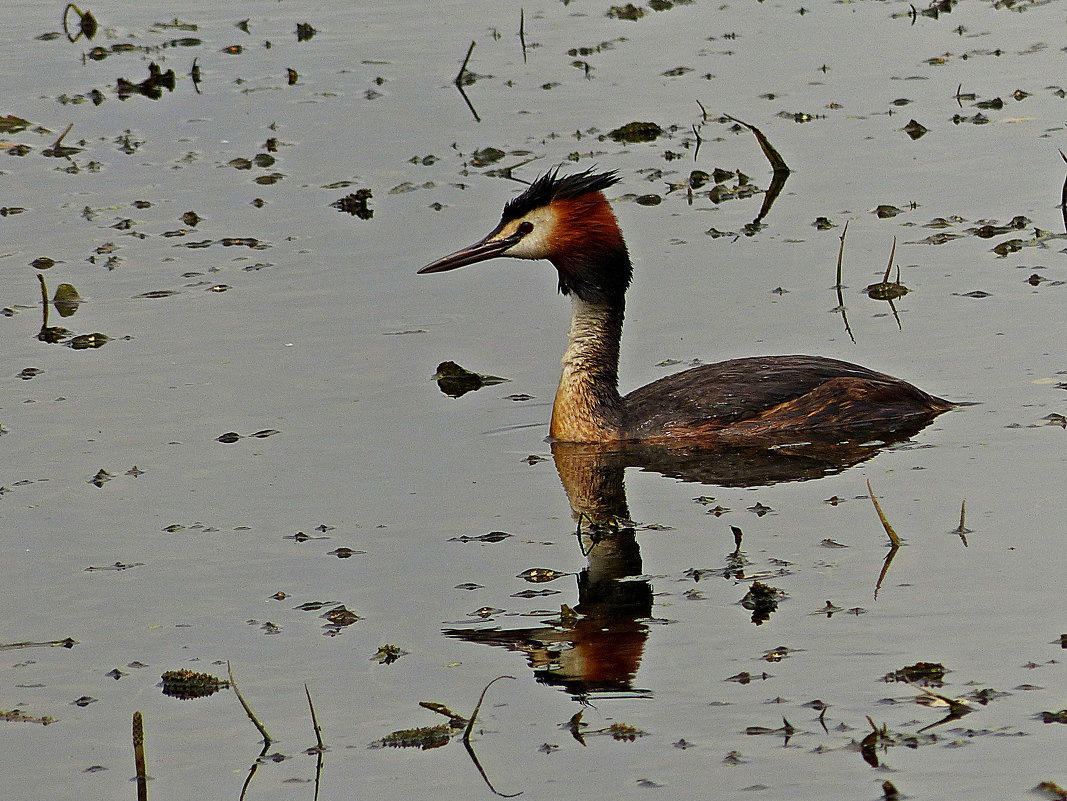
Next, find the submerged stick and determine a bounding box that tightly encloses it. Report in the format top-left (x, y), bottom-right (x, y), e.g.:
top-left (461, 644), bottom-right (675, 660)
top-left (133, 711), bottom-right (148, 801)
top-left (228, 662), bottom-right (272, 745)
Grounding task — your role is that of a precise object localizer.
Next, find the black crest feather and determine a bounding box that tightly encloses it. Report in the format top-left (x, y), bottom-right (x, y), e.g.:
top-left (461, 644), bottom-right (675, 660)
top-left (501, 167), bottom-right (620, 223)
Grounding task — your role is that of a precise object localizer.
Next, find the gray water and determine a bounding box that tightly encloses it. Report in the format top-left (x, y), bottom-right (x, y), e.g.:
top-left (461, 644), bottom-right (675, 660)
top-left (2, 1), bottom-right (1066, 798)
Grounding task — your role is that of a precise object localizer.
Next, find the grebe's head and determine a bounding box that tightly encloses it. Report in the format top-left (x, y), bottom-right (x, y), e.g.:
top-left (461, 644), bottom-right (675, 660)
top-left (419, 168), bottom-right (631, 305)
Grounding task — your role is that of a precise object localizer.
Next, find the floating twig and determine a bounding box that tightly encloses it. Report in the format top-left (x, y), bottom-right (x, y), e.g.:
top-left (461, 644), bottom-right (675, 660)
top-left (133, 711), bottom-right (148, 801)
top-left (228, 662), bottom-right (272, 745)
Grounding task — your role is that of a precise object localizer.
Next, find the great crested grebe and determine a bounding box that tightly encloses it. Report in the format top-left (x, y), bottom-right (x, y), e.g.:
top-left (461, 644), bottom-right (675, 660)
top-left (419, 168), bottom-right (952, 444)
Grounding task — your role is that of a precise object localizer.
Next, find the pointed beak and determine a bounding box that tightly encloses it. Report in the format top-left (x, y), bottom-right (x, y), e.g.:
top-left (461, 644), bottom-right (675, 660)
top-left (418, 228), bottom-right (521, 274)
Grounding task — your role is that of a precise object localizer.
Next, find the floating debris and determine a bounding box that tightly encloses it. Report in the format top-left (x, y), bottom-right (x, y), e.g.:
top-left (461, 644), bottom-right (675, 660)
top-left (161, 669), bottom-right (228, 700)
top-left (606, 121), bottom-right (662, 143)
top-left (883, 661), bottom-right (946, 686)
top-left (372, 644), bottom-right (408, 664)
top-left (332, 188), bottom-right (373, 219)
top-left (516, 568), bottom-right (567, 583)
top-left (117, 62), bottom-right (175, 101)
top-left (433, 361), bottom-right (508, 397)
top-left (0, 709), bottom-right (55, 725)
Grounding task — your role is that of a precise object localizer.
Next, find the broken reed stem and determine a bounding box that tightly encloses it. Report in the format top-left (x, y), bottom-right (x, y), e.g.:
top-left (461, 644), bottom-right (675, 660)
top-left (51, 122), bottom-right (74, 151)
top-left (228, 662), bottom-right (272, 746)
top-left (723, 114), bottom-right (790, 174)
top-left (882, 237), bottom-right (897, 283)
top-left (455, 41), bottom-right (476, 86)
top-left (133, 711), bottom-right (148, 801)
top-left (867, 479), bottom-right (900, 547)
top-left (836, 220), bottom-right (849, 290)
top-left (305, 684), bottom-right (324, 751)
top-left (462, 675), bottom-right (516, 744)
top-left (519, 9), bottom-right (527, 63)
top-left (1060, 149), bottom-right (1067, 234)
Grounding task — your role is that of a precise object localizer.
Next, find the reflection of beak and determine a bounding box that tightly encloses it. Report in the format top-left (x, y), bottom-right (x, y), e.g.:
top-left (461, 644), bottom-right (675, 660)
top-left (418, 229), bottom-right (522, 274)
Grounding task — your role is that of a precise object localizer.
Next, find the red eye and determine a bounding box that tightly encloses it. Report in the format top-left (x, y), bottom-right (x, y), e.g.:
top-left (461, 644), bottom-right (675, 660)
top-left (517, 221), bottom-right (534, 235)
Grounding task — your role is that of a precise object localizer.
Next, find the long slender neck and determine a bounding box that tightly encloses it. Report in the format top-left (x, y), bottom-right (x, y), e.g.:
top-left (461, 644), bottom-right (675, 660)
top-left (550, 295), bottom-right (625, 442)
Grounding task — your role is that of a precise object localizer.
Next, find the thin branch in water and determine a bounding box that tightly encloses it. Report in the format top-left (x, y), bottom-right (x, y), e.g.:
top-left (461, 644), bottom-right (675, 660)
top-left (691, 123), bottom-right (702, 161)
top-left (695, 99), bottom-right (708, 123)
top-left (228, 661), bottom-right (272, 746)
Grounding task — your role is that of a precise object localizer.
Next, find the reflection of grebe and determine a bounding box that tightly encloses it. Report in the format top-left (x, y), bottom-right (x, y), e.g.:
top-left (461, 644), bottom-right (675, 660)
top-left (421, 169), bottom-right (952, 443)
